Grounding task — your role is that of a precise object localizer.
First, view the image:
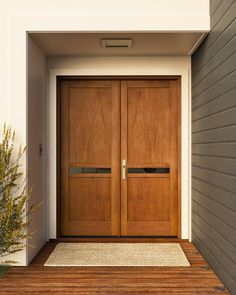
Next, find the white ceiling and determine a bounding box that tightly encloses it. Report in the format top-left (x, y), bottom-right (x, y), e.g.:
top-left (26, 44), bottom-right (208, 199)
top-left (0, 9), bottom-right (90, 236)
top-left (30, 32), bottom-right (204, 56)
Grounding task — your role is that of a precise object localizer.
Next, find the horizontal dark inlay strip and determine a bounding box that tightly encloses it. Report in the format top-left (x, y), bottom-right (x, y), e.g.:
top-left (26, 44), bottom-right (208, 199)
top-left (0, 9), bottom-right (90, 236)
top-left (128, 168), bottom-right (170, 174)
top-left (70, 167), bottom-right (111, 174)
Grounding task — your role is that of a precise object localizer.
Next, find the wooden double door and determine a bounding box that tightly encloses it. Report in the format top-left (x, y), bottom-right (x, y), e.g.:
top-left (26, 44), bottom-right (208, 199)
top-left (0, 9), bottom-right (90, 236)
top-left (59, 78), bottom-right (180, 237)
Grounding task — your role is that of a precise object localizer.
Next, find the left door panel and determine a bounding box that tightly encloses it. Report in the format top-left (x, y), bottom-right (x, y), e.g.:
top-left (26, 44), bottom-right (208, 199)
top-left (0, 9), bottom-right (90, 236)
top-left (59, 80), bottom-right (120, 236)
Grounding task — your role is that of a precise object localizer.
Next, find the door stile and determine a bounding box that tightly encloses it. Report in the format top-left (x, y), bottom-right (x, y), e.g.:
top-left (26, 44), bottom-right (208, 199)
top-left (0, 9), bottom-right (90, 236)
top-left (60, 81), bottom-right (70, 235)
top-left (169, 79), bottom-right (179, 236)
top-left (120, 80), bottom-right (128, 235)
top-left (111, 80), bottom-right (121, 235)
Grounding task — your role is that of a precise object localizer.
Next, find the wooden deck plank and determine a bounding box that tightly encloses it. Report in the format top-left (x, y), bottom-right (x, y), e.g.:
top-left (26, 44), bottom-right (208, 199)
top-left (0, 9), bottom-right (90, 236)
top-left (0, 242), bottom-right (229, 294)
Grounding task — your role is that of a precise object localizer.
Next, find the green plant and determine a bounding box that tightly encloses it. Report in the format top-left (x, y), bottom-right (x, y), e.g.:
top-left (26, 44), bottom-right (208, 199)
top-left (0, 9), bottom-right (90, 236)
top-left (0, 124), bottom-right (38, 268)
top-left (0, 265), bottom-right (10, 277)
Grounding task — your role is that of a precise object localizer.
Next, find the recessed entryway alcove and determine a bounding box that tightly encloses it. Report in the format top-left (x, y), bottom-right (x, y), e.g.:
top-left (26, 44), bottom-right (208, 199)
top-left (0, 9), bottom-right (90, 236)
top-left (27, 28), bottom-right (208, 264)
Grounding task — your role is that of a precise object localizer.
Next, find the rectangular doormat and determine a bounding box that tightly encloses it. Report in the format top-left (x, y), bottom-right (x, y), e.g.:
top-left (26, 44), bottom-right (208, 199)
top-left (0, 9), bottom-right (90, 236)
top-left (44, 243), bottom-right (190, 267)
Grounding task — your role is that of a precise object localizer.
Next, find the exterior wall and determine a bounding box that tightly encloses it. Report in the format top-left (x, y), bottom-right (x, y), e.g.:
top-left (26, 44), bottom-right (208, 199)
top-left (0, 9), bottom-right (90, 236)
top-left (191, 1), bottom-right (236, 294)
top-left (2, 0), bottom-right (209, 16)
top-left (27, 36), bottom-right (47, 263)
top-left (0, 9), bottom-right (10, 125)
top-left (47, 56), bottom-right (192, 240)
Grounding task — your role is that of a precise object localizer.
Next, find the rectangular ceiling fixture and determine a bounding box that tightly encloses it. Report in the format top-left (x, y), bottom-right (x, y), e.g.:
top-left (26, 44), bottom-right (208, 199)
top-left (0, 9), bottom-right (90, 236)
top-left (101, 39), bottom-right (133, 48)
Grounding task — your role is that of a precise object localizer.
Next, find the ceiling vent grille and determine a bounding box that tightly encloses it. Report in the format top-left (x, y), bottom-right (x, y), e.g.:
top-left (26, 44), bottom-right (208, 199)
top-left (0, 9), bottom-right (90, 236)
top-left (101, 39), bottom-right (133, 48)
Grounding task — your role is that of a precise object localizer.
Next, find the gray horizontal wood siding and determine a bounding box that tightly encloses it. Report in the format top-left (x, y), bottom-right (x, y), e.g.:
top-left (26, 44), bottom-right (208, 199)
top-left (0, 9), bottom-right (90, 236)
top-left (192, 1), bottom-right (236, 294)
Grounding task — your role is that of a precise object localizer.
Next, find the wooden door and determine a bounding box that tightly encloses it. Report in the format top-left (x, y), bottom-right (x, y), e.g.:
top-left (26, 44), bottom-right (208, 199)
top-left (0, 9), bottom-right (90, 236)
top-left (121, 79), bottom-right (180, 236)
top-left (60, 80), bottom-right (120, 236)
top-left (59, 78), bottom-right (180, 237)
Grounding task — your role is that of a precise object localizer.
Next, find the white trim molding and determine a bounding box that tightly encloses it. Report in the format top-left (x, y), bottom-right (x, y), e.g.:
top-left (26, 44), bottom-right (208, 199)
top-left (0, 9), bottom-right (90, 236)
top-left (48, 56), bottom-right (191, 240)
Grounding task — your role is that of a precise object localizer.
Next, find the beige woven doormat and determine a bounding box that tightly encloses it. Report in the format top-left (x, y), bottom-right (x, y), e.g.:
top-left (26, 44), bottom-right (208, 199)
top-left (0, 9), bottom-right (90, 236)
top-left (44, 243), bottom-right (190, 267)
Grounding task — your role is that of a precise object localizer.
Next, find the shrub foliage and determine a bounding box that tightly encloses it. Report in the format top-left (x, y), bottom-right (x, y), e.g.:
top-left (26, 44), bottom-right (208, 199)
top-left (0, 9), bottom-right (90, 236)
top-left (0, 124), bottom-right (36, 260)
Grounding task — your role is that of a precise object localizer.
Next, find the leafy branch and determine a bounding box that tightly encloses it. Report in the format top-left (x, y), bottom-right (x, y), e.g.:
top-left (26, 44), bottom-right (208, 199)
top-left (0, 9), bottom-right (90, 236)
top-left (0, 124), bottom-right (40, 261)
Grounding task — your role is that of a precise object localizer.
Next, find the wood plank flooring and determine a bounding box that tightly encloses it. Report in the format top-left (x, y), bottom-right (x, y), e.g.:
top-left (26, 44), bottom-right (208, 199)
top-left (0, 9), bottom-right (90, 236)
top-left (0, 241), bottom-right (229, 294)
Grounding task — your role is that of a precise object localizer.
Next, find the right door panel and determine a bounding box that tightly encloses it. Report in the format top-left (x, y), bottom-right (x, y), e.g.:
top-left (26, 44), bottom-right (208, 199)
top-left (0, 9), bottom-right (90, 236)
top-left (121, 79), bottom-right (180, 236)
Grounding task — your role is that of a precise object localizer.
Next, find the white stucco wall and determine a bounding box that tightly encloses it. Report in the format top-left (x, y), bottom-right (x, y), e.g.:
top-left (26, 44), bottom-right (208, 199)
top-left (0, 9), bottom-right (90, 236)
top-left (27, 36), bottom-right (47, 264)
top-left (0, 0), bottom-right (209, 265)
top-left (1, 0), bottom-right (210, 17)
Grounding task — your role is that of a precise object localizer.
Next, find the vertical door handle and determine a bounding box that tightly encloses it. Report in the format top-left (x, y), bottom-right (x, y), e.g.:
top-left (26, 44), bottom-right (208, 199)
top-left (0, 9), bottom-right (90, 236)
top-left (122, 159), bottom-right (127, 180)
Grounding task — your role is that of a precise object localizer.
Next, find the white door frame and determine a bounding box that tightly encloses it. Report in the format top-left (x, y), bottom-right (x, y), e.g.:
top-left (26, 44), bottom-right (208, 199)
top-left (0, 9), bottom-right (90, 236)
top-left (47, 56), bottom-right (192, 241)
